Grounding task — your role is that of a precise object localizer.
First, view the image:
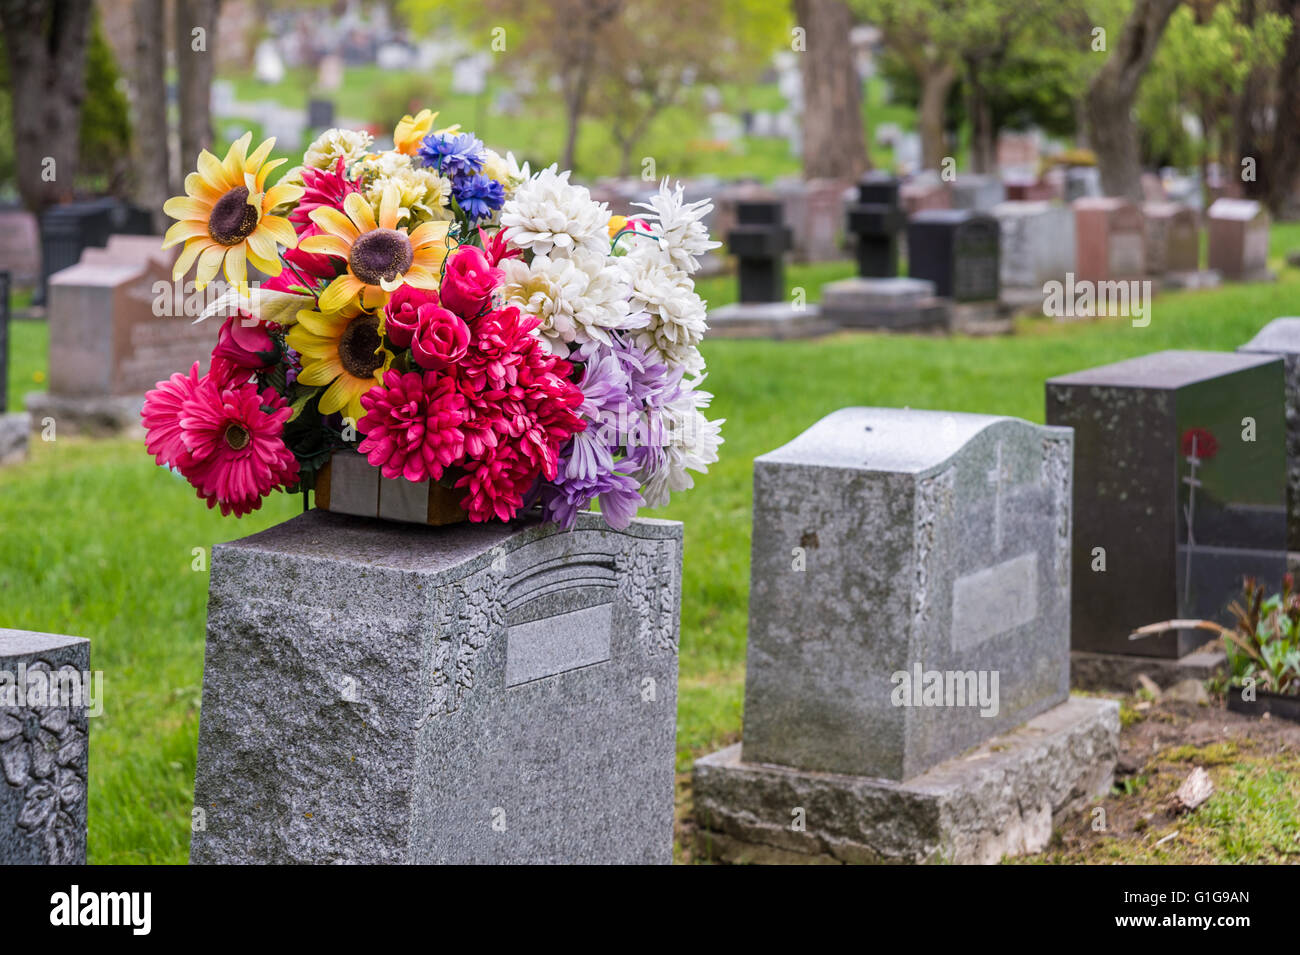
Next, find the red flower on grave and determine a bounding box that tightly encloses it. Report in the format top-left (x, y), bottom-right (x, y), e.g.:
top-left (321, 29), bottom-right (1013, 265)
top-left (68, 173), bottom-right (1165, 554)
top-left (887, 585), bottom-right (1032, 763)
top-left (1180, 427), bottom-right (1218, 460)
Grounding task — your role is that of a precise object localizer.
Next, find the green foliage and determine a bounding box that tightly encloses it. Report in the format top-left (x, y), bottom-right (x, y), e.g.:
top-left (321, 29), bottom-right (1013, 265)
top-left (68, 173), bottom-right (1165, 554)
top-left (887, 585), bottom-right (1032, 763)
top-left (77, 13), bottom-right (132, 193)
top-left (1222, 576), bottom-right (1300, 695)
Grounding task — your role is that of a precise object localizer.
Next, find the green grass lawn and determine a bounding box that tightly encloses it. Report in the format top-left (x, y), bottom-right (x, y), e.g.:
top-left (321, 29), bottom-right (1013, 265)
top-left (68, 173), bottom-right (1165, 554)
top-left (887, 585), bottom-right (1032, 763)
top-left (2, 227), bottom-right (1299, 863)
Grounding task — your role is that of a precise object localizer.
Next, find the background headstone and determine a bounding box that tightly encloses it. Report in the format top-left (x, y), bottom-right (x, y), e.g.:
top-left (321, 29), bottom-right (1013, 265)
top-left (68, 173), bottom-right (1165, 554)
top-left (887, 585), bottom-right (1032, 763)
top-left (1207, 198), bottom-right (1271, 281)
top-left (845, 172), bottom-right (903, 278)
top-left (727, 199), bottom-right (793, 304)
top-left (191, 510), bottom-right (681, 864)
top-left (1142, 201), bottom-right (1199, 277)
top-left (693, 408), bottom-right (1119, 864)
top-left (907, 209), bottom-right (1000, 302)
top-left (0, 629), bottom-right (90, 865)
top-left (993, 200), bottom-right (1075, 293)
top-left (951, 174), bottom-right (1006, 212)
top-left (1239, 318), bottom-right (1300, 553)
top-left (1047, 351), bottom-right (1286, 658)
top-left (1072, 197), bottom-right (1145, 283)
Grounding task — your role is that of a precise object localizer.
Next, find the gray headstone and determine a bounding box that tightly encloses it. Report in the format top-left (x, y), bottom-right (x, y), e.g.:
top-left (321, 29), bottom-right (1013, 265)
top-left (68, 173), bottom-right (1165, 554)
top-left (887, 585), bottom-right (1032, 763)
top-left (0, 629), bottom-right (90, 865)
top-left (951, 174), bottom-right (1006, 212)
top-left (1239, 318), bottom-right (1300, 552)
top-left (741, 407), bottom-right (1072, 782)
top-left (191, 509), bottom-right (681, 864)
top-left (993, 200), bottom-right (1075, 290)
top-left (1047, 350), bottom-right (1286, 657)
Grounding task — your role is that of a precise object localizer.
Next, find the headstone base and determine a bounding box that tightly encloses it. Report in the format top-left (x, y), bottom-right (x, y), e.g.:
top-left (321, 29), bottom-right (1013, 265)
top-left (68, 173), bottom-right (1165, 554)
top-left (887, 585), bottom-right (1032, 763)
top-left (1069, 648), bottom-right (1226, 692)
top-left (1161, 269), bottom-right (1221, 291)
top-left (947, 300), bottom-right (1013, 336)
top-left (693, 696), bottom-right (1118, 865)
top-left (0, 412), bottom-right (30, 465)
top-left (819, 277), bottom-right (949, 331)
top-left (706, 302), bottom-right (834, 339)
top-left (1000, 286), bottom-right (1048, 313)
top-left (24, 392), bottom-right (144, 437)
top-left (1226, 269), bottom-right (1277, 284)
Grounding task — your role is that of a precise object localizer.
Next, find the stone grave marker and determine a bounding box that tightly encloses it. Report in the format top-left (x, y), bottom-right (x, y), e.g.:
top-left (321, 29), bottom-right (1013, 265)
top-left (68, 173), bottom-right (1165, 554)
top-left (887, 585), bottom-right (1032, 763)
top-left (1047, 351), bottom-right (1285, 686)
top-left (907, 209), bottom-right (1000, 302)
top-left (27, 256), bottom-right (215, 434)
top-left (0, 204), bottom-right (39, 287)
top-left (307, 98), bottom-right (336, 130)
top-left (1142, 202), bottom-right (1201, 284)
top-left (1239, 319), bottom-right (1300, 554)
top-left (1208, 198), bottom-right (1272, 282)
top-left (951, 174), bottom-right (1006, 212)
top-left (1072, 197), bottom-right (1145, 283)
top-left (900, 170), bottom-right (951, 216)
top-left (0, 269), bottom-right (28, 465)
top-left (845, 172), bottom-right (904, 278)
top-left (992, 200), bottom-right (1074, 306)
top-left (1064, 166), bottom-right (1101, 202)
top-left (693, 407), bottom-right (1118, 864)
top-left (0, 628), bottom-right (90, 865)
top-left (191, 510), bottom-right (681, 864)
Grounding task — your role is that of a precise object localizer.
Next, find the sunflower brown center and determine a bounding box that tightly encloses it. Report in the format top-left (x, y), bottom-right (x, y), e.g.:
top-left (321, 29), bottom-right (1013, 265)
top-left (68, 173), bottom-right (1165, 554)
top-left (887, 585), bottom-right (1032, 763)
top-left (339, 313), bottom-right (384, 379)
top-left (224, 424), bottom-right (251, 450)
top-left (208, 187), bottom-right (259, 246)
top-left (349, 229), bottom-right (414, 285)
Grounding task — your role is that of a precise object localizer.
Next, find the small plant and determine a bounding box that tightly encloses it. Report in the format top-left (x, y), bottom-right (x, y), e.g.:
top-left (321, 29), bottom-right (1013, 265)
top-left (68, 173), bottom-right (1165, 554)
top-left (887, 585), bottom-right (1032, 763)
top-left (1130, 575), bottom-right (1300, 697)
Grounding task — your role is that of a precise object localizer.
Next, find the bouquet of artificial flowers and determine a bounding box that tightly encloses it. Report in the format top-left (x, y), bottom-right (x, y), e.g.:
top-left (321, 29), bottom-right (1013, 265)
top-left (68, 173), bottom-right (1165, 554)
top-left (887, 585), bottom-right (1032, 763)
top-left (142, 109), bottom-right (723, 528)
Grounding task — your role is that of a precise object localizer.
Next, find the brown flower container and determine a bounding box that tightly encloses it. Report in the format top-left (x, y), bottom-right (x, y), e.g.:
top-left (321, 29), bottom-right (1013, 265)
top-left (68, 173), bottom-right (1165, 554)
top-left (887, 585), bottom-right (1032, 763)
top-left (314, 449), bottom-right (468, 526)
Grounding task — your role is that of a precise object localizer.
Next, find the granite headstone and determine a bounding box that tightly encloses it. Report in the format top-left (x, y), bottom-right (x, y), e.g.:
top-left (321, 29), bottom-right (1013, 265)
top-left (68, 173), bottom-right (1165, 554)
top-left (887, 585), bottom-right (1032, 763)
top-left (1239, 318), bottom-right (1300, 552)
top-left (1047, 351), bottom-right (1286, 657)
top-left (1208, 198), bottom-right (1271, 281)
top-left (191, 509), bottom-right (681, 864)
top-left (907, 209), bottom-right (1000, 302)
top-left (0, 629), bottom-right (90, 865)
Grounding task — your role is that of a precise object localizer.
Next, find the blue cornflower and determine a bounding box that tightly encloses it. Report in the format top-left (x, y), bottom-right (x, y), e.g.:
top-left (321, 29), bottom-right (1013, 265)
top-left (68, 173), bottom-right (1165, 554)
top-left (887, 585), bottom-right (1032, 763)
top-left (417, 131), bottom-right (485, 178)
top-left (453, 174), bottom-right (506, 221)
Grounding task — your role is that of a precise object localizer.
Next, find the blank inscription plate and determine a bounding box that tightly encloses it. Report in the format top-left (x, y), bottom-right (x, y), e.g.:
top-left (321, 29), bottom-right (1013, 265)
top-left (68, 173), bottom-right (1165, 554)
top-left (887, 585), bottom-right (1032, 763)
top-left (950, 552), bottom-right (1039, 650)
top-left (505, 603), bottom-right (613, 687)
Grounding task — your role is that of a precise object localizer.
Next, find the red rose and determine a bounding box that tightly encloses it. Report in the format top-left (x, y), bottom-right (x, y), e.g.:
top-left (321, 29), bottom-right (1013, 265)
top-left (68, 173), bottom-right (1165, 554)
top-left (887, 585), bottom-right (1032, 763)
top-left (439, 244), bottom-right (503, 320)
top-left (1180, 427), bottom-right (1218, 460)
top-left (412, 304), bottom-right (471, 370)
top-left (210, 313), bottom-right (279, 383)
top-left (384, 285), bottom-right (439, 349)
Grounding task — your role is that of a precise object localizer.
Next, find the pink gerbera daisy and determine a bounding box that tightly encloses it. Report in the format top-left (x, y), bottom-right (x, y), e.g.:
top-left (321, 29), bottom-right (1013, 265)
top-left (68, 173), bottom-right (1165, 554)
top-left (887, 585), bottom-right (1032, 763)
top-left (142, 362), bottom-right (203, 469)
top-left (178, 377), bottom-right (299, 517)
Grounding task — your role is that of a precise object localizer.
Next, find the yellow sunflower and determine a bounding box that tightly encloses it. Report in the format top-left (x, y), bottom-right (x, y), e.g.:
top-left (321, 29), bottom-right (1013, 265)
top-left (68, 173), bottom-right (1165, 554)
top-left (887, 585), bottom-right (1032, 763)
top-left (287, 302), bottom-right (393, 423)
top-left (162, 133), bottom-right (302, 291)
top-left (300, 184), bottom-right (450, 313)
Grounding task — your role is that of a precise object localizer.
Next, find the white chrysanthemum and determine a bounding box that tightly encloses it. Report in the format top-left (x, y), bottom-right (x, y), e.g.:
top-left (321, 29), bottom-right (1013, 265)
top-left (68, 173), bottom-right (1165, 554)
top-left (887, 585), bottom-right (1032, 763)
top-left (620, 246), bottom-right (707, 372)
top-left (638, 381), bottom-right (724, 508)
top-left (304, 128), bottom-right (374, 170)
top-left (632, 178), bottom-right (721, 275)
top-left (500, 165), bottom-right (611, 257)
top-left (503, 250), bottom-right (638, 354)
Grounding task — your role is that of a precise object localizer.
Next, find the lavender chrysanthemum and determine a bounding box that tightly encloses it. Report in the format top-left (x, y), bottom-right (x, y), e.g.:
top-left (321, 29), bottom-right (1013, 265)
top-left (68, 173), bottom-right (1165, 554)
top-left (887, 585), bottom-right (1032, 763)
top-left (541, 452), bottom-right (643, 530)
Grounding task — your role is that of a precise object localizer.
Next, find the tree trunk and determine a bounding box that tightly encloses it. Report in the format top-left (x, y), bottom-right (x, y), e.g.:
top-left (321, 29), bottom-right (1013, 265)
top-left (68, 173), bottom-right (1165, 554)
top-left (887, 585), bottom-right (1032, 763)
top-left (793, 0), bottom-right (868, 179)
top-left (0, 0), bottom-right (94, 216)
top-left (130, 0), bottom-right (171, 231)
top-left (1266, 0), bottom-right (1300, 214)
top-left (176, 0), bottom-right (221, 182)
top-left (965, 59), bottom-right (996, 174)
top-left (918, 61), bottom-right (956, 170)
top-left (1084, 0), bottom-right (1182, 200)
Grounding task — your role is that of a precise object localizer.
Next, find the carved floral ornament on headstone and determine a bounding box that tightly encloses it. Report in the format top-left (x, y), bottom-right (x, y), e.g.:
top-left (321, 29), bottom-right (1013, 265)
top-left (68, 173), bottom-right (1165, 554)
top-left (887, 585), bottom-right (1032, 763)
top-left (0, 661), bottom-right (87, 865)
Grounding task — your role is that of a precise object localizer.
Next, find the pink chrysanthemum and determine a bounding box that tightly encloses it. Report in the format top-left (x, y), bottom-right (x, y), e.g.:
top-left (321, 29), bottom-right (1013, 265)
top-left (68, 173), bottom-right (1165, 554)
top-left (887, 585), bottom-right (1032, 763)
top-left (142, 361), bottom-right (203, 469)
top-left (177, 377), bottom-right (299, 517)
top-left (290, 157), bottom-right (362, 234)
top-left (357, 369), bottom-right (468, 482)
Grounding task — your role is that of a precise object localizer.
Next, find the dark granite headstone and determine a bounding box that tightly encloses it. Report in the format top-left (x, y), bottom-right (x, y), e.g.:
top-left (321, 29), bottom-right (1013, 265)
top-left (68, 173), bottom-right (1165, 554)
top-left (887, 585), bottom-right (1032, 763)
top-left (726, 200), bottom-right (793, 304)
top-left (36, 199), bottom-right (153, 306)
top-left (1047, 351), bottom-right (1286, 658)
top-left (845, 173), bottom-right (904, 278)
top-left (1238, 318), bottom-right (1300, 552)
top-left (308, 98), bottom-right (336, 129)
top-left (907, 209), bottom-right (1000, 302)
